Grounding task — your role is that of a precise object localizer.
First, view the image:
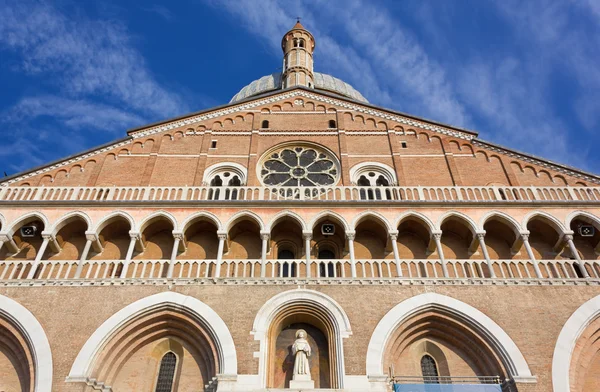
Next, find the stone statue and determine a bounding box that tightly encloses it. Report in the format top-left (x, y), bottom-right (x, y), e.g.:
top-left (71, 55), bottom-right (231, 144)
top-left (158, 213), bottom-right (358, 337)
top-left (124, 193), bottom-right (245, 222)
top-left (289, 329), bottom-right (314, 389)
top-left (292, 329), bottom-right (311, 375)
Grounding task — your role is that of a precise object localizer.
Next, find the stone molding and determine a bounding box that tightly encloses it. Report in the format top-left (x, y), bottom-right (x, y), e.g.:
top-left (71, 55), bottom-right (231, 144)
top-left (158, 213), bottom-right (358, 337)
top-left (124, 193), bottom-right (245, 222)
top-left (0, 294), bottom-right (54, 392)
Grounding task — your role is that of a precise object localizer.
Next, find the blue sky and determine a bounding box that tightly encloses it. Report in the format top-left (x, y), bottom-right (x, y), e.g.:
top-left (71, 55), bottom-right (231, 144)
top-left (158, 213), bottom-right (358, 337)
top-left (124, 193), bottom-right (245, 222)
top-left (1, 0), bottom-right (600, 177)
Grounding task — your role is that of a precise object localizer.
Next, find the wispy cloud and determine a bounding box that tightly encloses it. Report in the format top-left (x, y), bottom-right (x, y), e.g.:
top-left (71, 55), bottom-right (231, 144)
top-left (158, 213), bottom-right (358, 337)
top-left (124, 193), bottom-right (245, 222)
top-left (143, 5), bottom-right (174, 22)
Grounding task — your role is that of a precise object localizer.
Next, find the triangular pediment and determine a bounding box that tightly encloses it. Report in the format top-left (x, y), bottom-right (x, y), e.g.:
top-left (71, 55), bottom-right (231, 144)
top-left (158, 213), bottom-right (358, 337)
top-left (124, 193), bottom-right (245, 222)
top-left (1, 87), bottom-right (599, 187)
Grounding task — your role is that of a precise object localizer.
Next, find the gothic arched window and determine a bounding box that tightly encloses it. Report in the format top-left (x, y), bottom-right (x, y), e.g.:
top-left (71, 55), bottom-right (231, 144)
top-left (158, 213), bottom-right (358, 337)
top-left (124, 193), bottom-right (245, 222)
top-left (259, 145), bottom-right (340, 186)
top-left (203, 163), bottom-right (247, 200)
top-left (421, 354), bottom-right (439, 384)
top-left (350, 162), bottom-right (396, 200)
top-left (155, 352), bottom-right (177, 392)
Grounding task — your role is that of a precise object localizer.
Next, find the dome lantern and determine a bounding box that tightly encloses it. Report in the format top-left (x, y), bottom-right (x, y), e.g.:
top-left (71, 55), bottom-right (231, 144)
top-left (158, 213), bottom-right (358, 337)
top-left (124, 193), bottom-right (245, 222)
top-left (281, 19), bottom-right (315, 89)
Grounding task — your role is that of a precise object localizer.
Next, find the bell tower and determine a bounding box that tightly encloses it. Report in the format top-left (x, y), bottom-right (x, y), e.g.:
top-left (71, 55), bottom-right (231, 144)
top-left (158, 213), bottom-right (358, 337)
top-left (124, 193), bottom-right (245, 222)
top-left (281, 19), bottom-right (315, 89)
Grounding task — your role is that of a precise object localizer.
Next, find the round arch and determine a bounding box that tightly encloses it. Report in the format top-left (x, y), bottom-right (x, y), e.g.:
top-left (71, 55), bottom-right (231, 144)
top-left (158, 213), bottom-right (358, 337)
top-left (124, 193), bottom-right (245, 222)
top-left (394, 212), bottom-right (436, 233)
top-left (309, 211), bottom-right (350, 232)
top-left (0, 294), bottom-right (53, 392)
top-left (67, 292), bottom-right (238, 382)
top-left (351, 211), bottom-right (393, 232)
top-left (552, 294), bottom-right (600, 392)
top-left (225, 210), bottom-right (265, 232)
top-left (252, 289), bottom-right (352, 388)
top-left (479, 211), bottom-right (522, 235)
top-left (5, 212), bottom-right (50, 235)
top-left (436, 211), bottom-right (478, 234)
top-left (349, 162), bottom-right (397, 185)
top-left (522, 211), bottom-right (566, 233)
top-left (92, 211), bottom-right (135, 234)
top-left (180, 211), bottom-right (223, 233)
top-left (49, 211), bottom-right (92, 234)
top-left (565, 211), bottom-right (600, 230)
top-left (202, 162), bottom-right (248, 185)
top-left (366, 293), bottom-right (534, 382)
top-left (266, 210), bottom-right (308, 232)
top-left (137, 211), bottom-right (178, 233)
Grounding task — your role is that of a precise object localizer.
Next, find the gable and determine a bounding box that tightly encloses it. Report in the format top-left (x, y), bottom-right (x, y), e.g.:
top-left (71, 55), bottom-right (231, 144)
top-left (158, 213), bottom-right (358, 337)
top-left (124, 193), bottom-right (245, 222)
top-left (1, 87), bottom-right (598, 188)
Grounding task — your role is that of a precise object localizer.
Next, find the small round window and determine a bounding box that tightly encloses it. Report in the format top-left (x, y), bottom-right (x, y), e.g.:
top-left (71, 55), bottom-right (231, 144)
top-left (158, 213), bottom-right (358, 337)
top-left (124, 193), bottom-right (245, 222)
top-left (260, 145), bottom-right (339, 186)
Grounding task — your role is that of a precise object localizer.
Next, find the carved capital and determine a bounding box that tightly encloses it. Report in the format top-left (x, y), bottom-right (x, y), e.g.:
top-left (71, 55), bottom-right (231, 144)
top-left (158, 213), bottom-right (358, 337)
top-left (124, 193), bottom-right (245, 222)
top-left (129, 231), bottom-right (141, 241)
top-left (41, 231), bottom-right (54, 241)
top-left (172, 231), bottom-right (185, 241)
top-left (261, 233), bottom-right (270, 241)
top-left (476, 232), bottom-right (486, 240)
top-left (302, 231), bottom-right (313, 240)
top-left (217, 233), bottom-right (228, 241)
top-left (345, 231), bottom-right (356, 241)
top-left (432, 231), bottom-right (443, 241)
top-left (85, 233), bottom-right (99, 242)
top-left (564, 234), bottom-right (574, 242)
top-left (389, 232), bottom-right (398, 241)
top-left (520, 232), bottom-right (530, 241)
top-left (0, 233), bottom-right (11, 242)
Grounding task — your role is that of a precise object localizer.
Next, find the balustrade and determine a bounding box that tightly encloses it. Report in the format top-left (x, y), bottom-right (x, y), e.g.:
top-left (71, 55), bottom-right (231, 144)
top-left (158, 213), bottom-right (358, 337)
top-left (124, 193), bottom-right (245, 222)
top-left (1, 185), bottom-right (599, 203)
top-left (1, 258), bottom-right (599, 281)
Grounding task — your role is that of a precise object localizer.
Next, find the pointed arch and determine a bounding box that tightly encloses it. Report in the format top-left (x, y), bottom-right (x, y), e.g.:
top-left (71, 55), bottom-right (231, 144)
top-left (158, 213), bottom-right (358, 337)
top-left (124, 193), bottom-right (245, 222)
top-left (5, 212), bottom-right (49, 235)
top-left (0, 294), bottom-right (53, 392)
top-left (67, 292), bottom-right (237, 383)
top-left (181, 212), bottom-right (223, 233)
top-left (351, 211), bottom-right (393, 232)
top-left (565, 211), bottom-right (600, 230)
top-left (436, 211), bottom-right (478, 234)
top-left (552, 294), bottom-right (600, 392)
top-left (479, 211), bottom-right (522, 235)
top-left (266, 210), bottom-right (307, 232)
top-left (137, 211), bottom-right (178, 233)
top-left (366, 293), bottom-right (534, 382)
top-left (394, 211), bottom-right (436, 233)
top-left (252, 289), bottom-right (351, 389)
top-left (309, 211), bottom-right (350, 232)
top-left (522, 211), bottom-right (566, 233)
top-left (93, 211), bottom-right (135, 234)
top-left (225, 210), bottom-right (265, 232)
top-left (49, 211), bottom-right (92, 234)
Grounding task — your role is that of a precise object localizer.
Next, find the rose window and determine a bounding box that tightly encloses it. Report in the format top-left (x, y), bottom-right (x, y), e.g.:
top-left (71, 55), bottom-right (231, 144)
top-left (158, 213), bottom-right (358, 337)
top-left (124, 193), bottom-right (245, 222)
top-left (260, 146), bottom-right (339, 186)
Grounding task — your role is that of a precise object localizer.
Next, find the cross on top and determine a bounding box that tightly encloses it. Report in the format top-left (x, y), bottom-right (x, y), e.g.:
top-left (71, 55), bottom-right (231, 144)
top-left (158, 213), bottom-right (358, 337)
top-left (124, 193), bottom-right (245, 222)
top-left (296, 17), bottom-right (301, 23)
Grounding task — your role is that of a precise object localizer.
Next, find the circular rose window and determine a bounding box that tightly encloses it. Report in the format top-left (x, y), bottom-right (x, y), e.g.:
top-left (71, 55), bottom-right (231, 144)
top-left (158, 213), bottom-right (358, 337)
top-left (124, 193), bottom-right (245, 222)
top-left (260, 146), bottom-right (339, 186)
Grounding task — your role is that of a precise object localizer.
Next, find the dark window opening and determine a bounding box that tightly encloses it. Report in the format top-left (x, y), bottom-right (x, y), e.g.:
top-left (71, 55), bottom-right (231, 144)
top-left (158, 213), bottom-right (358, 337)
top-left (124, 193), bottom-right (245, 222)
top-left (299, 39), bottom-right (305, 48)
top-left (261, 120), bottom-right (269, 129)
top-left (401, 142), bottom-right (408, 149)
top-left (211, 140), bottom-right (217, 149)
top-left (155, 352), bottom-right (177, 392)
top-left (573, 262), bottom-right (585, 278)
top-left (329, 120), bottom-right (336, 128)
top-left (421, 355), bottom-right (439, 384)
top-left (278, 249), bottom-right (295, 259)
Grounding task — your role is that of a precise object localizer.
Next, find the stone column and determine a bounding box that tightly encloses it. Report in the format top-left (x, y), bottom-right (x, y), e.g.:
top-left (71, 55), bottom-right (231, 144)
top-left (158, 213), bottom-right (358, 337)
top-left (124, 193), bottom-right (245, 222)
top-left (167, 232), bottom-right (184, 278)
top-left (476, 231), bottom-right (496, 278)
top-left (26, 233), bottom-right (52, 279)
top-left (390, 232), bottom-right (402, 277)
top-left (565, 234), bottom-right (590, 278)
top-left (303, 231), bottom-right (312, 278)
top-left (215, 232), bottom-right (227, 278)
top-left (347, 231), bottom-right (356, 278)
top-left (120, 232), bottom-right (140, 278)
top-left (260, 233), bottom-right (270, 278)
top-left (521, 232), bottom-right (542, 278)
top-left (74, 235), bottom-right (94, 279)
top-left (0, 233), bottom-right (18, 254)
top-left (432, 231), bottom-right (449, 278)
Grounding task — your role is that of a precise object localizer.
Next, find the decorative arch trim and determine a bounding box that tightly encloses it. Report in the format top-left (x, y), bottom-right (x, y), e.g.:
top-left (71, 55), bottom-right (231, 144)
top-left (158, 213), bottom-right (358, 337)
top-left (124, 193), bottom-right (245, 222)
top-left (93, 211), bottom-right (135, 234)
top-left (394, 211), bottom-right (436, 233)
top-left (436, 211), bottom-right (479, 234)
top-left (137, 210), bottom-right (178, 233)
top-left (478, 211), bottom-right (522, 234)
top-left (308, 211), bottom-right (350, 232)
top-left (67, 292), bottom-right (237, 381)
top-left (366, 293), bottom-right (534, 382)
top-left (522, 211), bottom-right (566, 233)
top-left (0, 294), bottom-right (53, 392)
top-left (252, 289), bottom-right (352, 388)
top-left (266, 210), bottom-right (308, 232)
top-left (225, 210), bottom-right (265, 232)
top-left (5, 212), bottom-right (50, 236)
top-left (0, 212), bottom-right (5, 231)
top-left (180, 211), bottom-right (223, 233)
top-left (349, 161), bottom-right (397, 186)
top-left (202, 162), bottom-right (248, 185)
top-left (565, 211), bottom-right (600, 230)
top-left (351, 211), bottom-right (393, 232)
top-left (49, 211), bottom-right (93, 234)
top-left (552, 294), bottom-right (600, 392)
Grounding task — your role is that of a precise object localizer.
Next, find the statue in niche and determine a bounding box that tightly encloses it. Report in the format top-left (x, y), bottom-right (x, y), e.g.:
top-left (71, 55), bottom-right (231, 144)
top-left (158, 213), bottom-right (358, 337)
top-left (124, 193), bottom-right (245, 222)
top-left (292, 329), bottom-right (311, 376)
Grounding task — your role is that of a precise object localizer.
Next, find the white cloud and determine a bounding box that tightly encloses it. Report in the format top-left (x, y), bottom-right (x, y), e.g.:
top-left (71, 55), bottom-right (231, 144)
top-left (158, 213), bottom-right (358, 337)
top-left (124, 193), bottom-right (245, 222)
top-left (0, 0), bottom-right (188, 118)
top-left (143, 5), bottom-right (174, 22)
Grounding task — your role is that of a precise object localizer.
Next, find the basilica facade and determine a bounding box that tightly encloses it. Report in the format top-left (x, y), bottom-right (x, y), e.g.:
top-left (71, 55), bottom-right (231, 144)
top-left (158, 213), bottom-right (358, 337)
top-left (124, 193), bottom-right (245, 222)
top-left (0, 22), bottom-right (599, 392)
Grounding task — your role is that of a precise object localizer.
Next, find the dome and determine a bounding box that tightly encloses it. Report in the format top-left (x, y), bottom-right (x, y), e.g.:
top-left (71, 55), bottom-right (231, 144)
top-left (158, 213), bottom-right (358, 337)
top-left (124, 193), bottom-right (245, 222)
top-left (229, 72), bottom-right (369, 104)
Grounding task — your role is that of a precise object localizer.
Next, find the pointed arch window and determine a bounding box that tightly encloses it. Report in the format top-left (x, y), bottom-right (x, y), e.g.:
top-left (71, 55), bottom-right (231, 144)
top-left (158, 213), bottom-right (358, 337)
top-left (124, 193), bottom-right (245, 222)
top-left (155, 352), bottom-right (177, 392)
top-left (421, 354), bottom-right (439, 384)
